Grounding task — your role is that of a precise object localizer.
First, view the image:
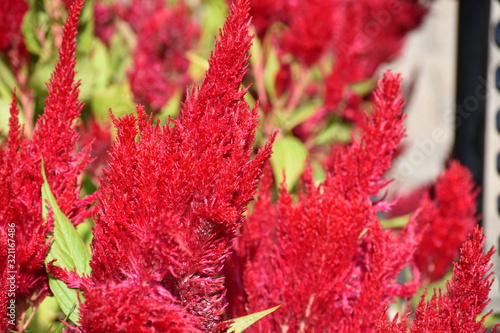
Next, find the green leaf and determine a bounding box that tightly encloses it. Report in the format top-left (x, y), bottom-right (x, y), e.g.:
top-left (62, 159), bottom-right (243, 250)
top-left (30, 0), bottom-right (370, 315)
top-left (90, 82), bottom-right (135, 121)
top-left (277, 99), bottom-right (321, 131)
top-left (270, 135), bottom-right (308, 191)
top-left (75, 39), bottom-right (113, 101)
top-left (157, 89), bottom-right (183, 124)
top-left (227, 305), bottom-right (280, 333)
top-left (310, 160), bottom-right (326, 185)
top-left (199, 0), bottom-right (228, 53)
top-left (482, 312), bottom-right (500, 328)
top-left (315, 121), bottom-right (352, 146)
top-left (0, 57), bottom-right (18, 99)
top-left (21, 10), bottom-right (43, 56)
top-left (29, 56), bottom-right (58, 96)
top-left (26, 296), bottom-right (59, 333)
top-left (41, 161), bottom-right (91, 324)
top-left (379, 214), bottom-right (411, 229)
top-left (54, 305), bottom-right (77, 333)
top-left (0, 98), bottom-right (13, 135)
top-left (263, 44), bottom-right (280, 102)
top-left (349, 78), bottom-right (376, 97)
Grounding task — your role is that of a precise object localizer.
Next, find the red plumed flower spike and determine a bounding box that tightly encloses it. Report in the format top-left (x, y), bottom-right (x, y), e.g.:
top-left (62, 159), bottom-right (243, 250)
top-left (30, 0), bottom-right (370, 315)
top-left (32, 0), bottom-right (93, 224)
top-left (79, 0), bottom-right (275, 331)
top-left (413, 160), bottom-right (479, 283)
top-left (233, 72), bottom-right (420, 332)
top-left (0, 0), bottom-right (93, 329)
top-left (326, 71), bottom-right (406, 198)
top-left (378, 226), bottom-right (498, 333)
top-left (128, 3), bottom-right (199, 112)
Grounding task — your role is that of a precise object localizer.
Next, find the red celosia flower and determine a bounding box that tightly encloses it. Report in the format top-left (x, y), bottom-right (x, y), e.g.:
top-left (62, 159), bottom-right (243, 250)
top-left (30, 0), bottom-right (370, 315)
top-left (240, 0), bottom-right (426, 69)
top-left (413, 160), bottom-right (479, 283)
top-left (93, 2), bottom-right (117, 45)
top-left (128, 3), bottom-right (199, 112)
top-left (0, 0), bottom-right (92, 329)
top-left (325, 71), bottom-right (406, 197)
top-left (114, 0), bottom-right (165, 34)
top-left (377, 226), bottom-right (498, 332)
top-left (72, 0), bottom-right (275, 331)
top-left (323, 0), bottom-right (426, 127)
top-left (228, 72), bottom-right (421, 332)
top-left (279, 0), bottom-right (338, 66)
top-left (0, 0), bottom-right (28, 51)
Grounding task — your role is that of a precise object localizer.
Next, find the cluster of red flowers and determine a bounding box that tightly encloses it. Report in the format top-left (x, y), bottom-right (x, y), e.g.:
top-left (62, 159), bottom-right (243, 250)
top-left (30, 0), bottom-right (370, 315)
top-left (0, 0), bottom-right (27, 52)
top-left (413, 160), bottom-right (479, 284)
top-left (0, 0), bottom-right (92, 329)
top-left (377, 226), bottom-right (498, 333)
top-left (125, 1), bottom-right (200, 112)
top-left (225, 72), bottom-right (417, 332)
top-left (0, 0), bottom-right (498, 332)
top-left (240, 0), bottom-right (426, 71)
top-left (92, 0), bottom-right (200, 112)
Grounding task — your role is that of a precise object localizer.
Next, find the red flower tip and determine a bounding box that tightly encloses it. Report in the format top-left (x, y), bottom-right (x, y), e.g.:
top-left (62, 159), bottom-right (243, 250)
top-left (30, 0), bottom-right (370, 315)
top-left (379, 226), bottom-right (498, 332)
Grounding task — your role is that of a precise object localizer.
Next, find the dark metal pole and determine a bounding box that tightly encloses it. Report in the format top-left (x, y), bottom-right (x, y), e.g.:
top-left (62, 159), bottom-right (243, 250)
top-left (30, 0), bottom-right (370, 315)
top-left (453, 0), bottom-right (490, 219)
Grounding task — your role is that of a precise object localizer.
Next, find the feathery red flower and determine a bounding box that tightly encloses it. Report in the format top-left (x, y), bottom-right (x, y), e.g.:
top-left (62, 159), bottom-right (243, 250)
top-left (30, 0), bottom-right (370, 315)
top-left (0, 0), bottom-right (28, 51)
top-left (238, 0), bottom-right (426, 69)
top-left (128, 3), bottom-right (199, 112)
top-left (0, 0), bottom-right (92, 329)
top-left (228, 71), bottom-right (420, 332)
top-left (413, 160), bottom-right (479, 283)
top-left (325, 71), bottom-right (406, 197)
top-left (377, 226), bottom-right (498, 333)
top-left (76, 0), bottom-right (275, 331)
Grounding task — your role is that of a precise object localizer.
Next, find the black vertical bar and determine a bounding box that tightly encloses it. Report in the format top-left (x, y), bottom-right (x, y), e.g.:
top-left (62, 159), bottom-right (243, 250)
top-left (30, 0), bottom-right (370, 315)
top-left (453, 0), bottom-right (490, 219)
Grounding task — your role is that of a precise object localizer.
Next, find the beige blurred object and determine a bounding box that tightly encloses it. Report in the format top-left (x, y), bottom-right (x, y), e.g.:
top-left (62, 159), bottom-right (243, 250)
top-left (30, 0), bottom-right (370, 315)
top-left (383, 0), bottom-right (457, 195)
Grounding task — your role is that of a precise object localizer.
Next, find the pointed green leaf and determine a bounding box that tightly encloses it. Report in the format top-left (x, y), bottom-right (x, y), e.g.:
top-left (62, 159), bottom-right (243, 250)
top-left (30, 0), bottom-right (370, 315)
top-left (270, 135), bottom-right (308, 191)
top-left (227, 305), bottom-right (281, 333)
top-left (41, 161), bottom-right (90, 324)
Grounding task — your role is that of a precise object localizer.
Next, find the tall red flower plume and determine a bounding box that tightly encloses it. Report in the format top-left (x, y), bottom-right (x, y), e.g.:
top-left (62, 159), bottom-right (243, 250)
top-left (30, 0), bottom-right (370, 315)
top-left (413, 160), bottom-right (479, 283)
top-left (128, 3), bottom-right (199, 112)
top-left (76, 0), bottom-right (275, 331)
top-left (0, 0), bottom-right (92, 329)
top-left (228, 72), bottom-right (421, 331)
top-left (325, 71), bottom-right (406, 197)
top-left (0, 0), bottom-right (28, 51)
top-left (377, 227), bottom-right (498, 332)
